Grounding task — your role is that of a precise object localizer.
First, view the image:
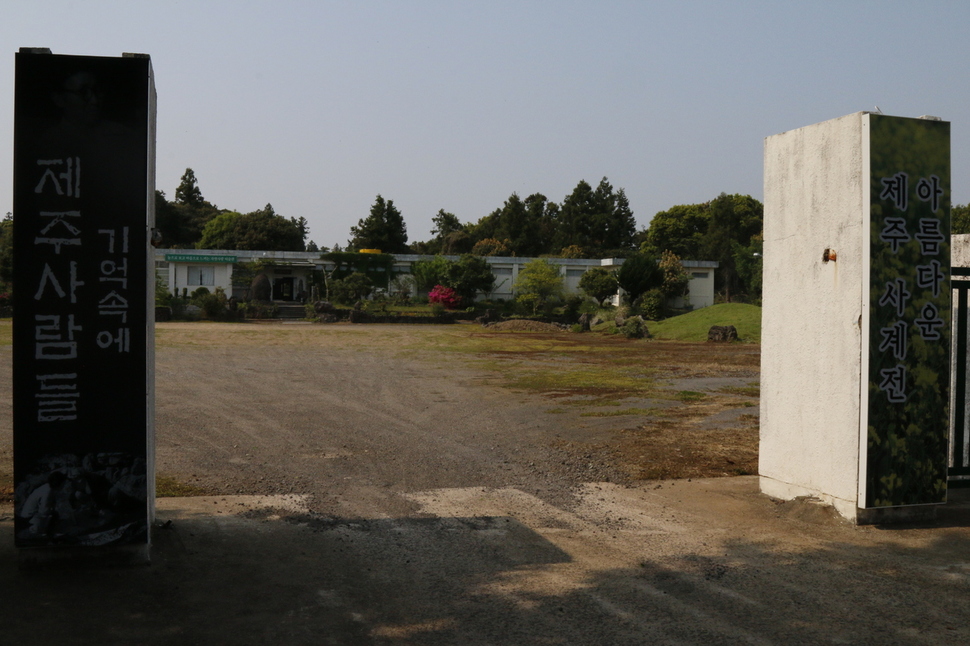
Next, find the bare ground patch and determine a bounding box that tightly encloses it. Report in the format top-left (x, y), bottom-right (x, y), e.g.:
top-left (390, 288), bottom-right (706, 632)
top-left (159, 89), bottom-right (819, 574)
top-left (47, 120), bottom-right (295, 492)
top-left (444, 329), bottom-right (761, 481)
top-left (151, 323), bottom-right (762, 487)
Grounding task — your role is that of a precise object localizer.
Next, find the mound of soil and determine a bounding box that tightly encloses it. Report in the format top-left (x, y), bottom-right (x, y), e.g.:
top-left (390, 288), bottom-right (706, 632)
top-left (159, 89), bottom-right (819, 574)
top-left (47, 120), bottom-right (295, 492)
top-left (485, 320), bottom-right (568, 332)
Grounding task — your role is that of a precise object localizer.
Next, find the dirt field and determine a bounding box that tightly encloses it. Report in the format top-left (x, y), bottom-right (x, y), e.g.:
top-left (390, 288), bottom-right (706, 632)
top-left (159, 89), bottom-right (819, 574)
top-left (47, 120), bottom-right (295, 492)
top-left (144, 321), bottom-right (760, 514)
top-left (2, 322), bottom-right (969, 645)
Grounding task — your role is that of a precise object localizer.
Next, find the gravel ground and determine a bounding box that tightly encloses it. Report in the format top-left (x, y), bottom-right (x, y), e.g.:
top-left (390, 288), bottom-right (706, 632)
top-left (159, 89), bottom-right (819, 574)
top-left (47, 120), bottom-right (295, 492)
top-left (0, 324), bottom-right (969, 644)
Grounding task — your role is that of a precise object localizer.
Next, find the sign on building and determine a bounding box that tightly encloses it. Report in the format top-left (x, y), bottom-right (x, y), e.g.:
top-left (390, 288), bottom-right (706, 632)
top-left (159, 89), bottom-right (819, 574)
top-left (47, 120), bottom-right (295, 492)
top-left (12, 51), bottom-right (156, 548)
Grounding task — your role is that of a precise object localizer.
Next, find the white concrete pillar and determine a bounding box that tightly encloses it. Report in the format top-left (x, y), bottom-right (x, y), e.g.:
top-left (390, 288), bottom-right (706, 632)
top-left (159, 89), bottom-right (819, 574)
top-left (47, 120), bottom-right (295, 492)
top-left (761, 112), bottom-right (950, 523)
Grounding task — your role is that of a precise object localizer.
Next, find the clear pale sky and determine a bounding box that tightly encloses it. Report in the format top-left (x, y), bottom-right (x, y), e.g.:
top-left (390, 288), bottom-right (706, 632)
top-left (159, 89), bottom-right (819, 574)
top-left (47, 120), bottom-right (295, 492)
top-left (2, 1), bottom-right (969, 249)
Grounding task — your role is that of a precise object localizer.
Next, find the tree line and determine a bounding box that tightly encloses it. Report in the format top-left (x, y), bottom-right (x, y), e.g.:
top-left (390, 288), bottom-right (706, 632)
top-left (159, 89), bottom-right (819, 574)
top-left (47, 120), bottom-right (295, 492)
top-left (351, 177), bottom-right (638, 259)
top-left (344, 183), bottom-right (765, 301)
top-left (147, 168), bottom-right (769, 302)
top-left (154, 168), bottom-right (311, 251)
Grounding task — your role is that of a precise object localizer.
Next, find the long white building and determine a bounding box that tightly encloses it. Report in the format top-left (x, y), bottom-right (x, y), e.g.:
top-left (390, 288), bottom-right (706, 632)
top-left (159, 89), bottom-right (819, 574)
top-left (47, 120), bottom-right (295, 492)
top-left (155, 250), bottom-right (719, 309)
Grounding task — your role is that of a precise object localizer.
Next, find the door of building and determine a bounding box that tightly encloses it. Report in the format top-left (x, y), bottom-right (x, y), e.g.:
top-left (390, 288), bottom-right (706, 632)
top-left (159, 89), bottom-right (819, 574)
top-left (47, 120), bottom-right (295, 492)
top-left (274, 277), bottom-right (295, 301)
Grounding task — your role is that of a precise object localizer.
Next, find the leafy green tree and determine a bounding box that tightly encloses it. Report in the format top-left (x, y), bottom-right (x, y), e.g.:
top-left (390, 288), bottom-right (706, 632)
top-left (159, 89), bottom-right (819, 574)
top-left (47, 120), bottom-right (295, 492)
top-left (733, 234), bottom-right (763, 300)
top-left (644, 193), bottom-right (763, 301)
top-left (616, 253), bottom-right (663, 305)
top-left (643, 203), bottom-right (710, 259)
top-left (446, 254), bottom-right (495, 302)
top-left (349, 195), bottom-right (409, 253)
top-left (579, 266), bottom-right (618, 307)
top-left (701, 193), bottom-right (763, 301)
top-left (198, 204), bottom-right (307, 251)
top-left (412, 255), bottom-right (454, 291)
top-left (658, 250), bottom-right (690, 301)
top-left (514, 258), bottom-right (564, 314)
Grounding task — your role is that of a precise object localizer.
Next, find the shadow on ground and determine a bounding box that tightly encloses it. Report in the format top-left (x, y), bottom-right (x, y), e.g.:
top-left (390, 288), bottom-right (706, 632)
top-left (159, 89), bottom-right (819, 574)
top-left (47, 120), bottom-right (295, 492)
top-left (2, 489), bottom-right (970, 646)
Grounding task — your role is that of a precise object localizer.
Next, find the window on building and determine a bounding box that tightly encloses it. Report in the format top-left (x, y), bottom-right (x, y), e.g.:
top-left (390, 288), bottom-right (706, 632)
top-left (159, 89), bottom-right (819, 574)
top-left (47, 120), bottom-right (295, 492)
top-left (493, 267), bottom-right (513, 275)
top-left (187, 265), bottom-right (215, 286)
top-left (691, 272), bottom-right (709, 279)
top-left (565, 269), bottom-right (586, 277)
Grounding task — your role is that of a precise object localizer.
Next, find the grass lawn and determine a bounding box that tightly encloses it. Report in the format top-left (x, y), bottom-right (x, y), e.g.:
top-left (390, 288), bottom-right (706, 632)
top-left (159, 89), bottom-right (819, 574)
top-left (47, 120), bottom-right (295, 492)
top-left (648, 303), bottom-right (762, 343)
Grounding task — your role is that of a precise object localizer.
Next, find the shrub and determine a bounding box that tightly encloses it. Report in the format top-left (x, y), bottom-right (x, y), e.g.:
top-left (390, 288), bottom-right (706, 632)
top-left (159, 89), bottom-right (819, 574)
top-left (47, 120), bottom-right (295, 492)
top-left (155, 275), bottom-right (172, 307)
top-left (617, 253), bottom-right (662, 305)
top-left (635, 289), bottom-right (664, 320)
top-left (579, 267), bottom-right (618, 307)
top-left (620, 317), bottom-right (649, 339)
top-left (514, 258), bottom-right (564, 314)
top-left (198, 287), bottom-right (229, 319)
top-left (329, 272), bottom-right (374, 304)
top-left (390, 274), bottom-right (414, 304)
top-left (189, 286), bottom-right (211, 304)
top-left (428, 284), bottom-right (462, 309)
top-left (561, 295), bottom-right (585, 323)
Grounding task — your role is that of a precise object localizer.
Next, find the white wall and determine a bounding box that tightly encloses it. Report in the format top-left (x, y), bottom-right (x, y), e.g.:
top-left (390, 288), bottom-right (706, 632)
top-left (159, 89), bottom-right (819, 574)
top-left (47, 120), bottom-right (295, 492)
top-left (760, 113), bottom-right (866, 520)
top-left (169, 262), bottom-right (232, 296)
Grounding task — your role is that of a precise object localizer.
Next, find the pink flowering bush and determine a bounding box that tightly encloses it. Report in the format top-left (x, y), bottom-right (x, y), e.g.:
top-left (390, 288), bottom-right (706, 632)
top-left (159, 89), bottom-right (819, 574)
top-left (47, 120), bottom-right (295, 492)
top-left (428, 284), bottom-right (461, 309)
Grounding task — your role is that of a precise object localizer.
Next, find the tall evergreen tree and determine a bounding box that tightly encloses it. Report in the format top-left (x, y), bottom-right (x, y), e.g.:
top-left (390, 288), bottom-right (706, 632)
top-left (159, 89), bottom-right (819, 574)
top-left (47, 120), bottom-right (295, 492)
top-left (429, 209), bottom-right (470, 254)
top-left (348, 195), bottom-right (409, 253)
top-left (431, 209), bottom-right (463, 240)
top-left (175, 168), bottom-right (205, 207)
top-left (606, 188), bottom-right (637, 253)
top-left (556, 179), bottom-right (597, 255)
top-left (556, 178), bottom-right (636, 256)
top-left (157, 169), bottom-right (222, 247)
top-left (523, 193), bottom-right (558, 256)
